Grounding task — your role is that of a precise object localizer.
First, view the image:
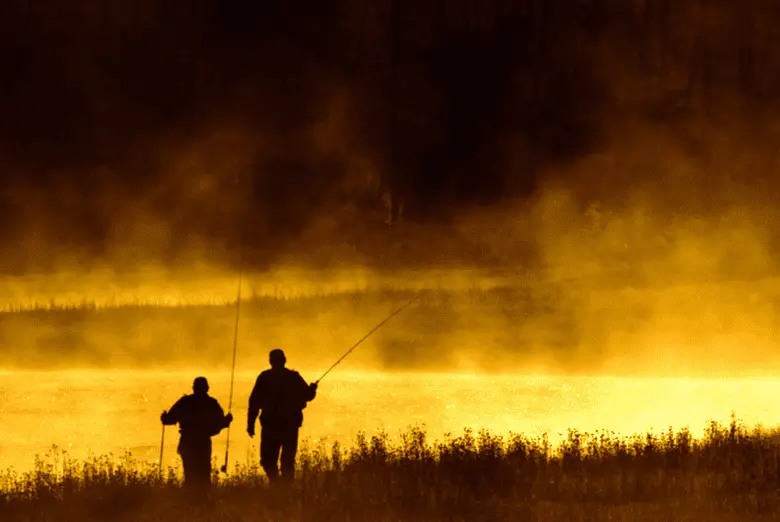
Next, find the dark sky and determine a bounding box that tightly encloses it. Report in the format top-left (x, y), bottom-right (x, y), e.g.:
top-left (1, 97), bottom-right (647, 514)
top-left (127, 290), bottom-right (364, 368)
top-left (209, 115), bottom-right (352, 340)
top-left (0, 1), bottom-right (778, 272)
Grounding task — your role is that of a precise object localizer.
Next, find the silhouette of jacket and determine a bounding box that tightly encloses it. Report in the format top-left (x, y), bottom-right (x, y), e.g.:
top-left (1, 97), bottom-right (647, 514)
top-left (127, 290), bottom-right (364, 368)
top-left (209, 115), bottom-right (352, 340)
top-left (248, 368), bottom-right (317, 428)
top-left (163, 393), bottom-right (230, 438)
top-left (162, 392), bottom-right (231, 491)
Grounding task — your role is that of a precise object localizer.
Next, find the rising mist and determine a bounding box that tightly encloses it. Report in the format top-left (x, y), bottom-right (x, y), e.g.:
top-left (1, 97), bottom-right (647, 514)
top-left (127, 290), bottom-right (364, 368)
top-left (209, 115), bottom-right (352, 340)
top-left (2, 1), bottom-right (780, 376)
top-left (1, 1), bottom-right (777, 272)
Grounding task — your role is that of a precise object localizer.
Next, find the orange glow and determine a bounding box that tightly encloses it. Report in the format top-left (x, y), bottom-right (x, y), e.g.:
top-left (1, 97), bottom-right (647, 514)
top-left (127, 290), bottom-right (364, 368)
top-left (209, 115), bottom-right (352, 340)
top-left (2, 369), bottom-right (779, 475)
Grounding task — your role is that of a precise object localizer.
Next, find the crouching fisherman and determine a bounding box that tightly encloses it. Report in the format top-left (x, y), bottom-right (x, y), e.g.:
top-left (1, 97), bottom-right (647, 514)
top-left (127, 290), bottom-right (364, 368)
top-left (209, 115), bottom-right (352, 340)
top-left (247, 349), bottom-right (318, 483)
top-left (161, 376), bottom-right (233, 490)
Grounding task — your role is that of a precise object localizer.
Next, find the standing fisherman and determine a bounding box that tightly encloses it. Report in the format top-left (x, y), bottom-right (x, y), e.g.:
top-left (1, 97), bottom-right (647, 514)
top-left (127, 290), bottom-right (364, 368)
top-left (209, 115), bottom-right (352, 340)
top-left (161, 377), bottom-right (233, 490)
top-left (247, 349), bottom-right (318, 483)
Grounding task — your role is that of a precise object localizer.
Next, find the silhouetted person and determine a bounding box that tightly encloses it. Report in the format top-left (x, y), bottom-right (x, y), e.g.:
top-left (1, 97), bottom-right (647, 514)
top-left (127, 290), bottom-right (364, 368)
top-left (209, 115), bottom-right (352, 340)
top-left (161, 377), bottom-right (233, 491)
top-left (247, 349), bottom-right (317, 483)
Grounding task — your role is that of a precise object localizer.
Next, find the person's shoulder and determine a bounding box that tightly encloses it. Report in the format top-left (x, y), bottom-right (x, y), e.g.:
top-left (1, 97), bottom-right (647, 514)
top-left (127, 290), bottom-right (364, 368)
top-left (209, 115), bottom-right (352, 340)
top-left (176, 393), bottom-right (195, 405)
top-left (284, 368), bottom-right (305, 380)
top-left (205, 395), bottom-right (222, 407)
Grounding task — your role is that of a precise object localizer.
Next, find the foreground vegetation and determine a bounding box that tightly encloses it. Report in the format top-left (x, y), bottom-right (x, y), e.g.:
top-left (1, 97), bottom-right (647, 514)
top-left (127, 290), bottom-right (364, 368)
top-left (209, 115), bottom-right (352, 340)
top-left (3, 418), bottom-right (780, 521)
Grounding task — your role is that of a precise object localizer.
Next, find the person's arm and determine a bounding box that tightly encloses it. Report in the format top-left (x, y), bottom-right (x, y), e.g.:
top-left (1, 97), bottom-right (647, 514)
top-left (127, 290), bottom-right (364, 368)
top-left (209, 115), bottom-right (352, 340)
top-left (161, 397), bottom-right (184, 425)
top-left (247, 375), bottom-right (263, 436)
top-left (297, 373), bottom-right (317, 402)
top-left (209, 400), bottom-right (232, 436)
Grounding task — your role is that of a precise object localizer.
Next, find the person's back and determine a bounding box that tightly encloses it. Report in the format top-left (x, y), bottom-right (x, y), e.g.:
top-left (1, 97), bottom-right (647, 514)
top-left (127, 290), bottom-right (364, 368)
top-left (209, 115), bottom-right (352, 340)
top-left (169, 393), bottom-right (228, 440)
top-left (247, 349), bottom-right (317, 482)
top-left (250, 366), bottom-right (313, 428)
top-left (161, 377), bottom-right (232, 491)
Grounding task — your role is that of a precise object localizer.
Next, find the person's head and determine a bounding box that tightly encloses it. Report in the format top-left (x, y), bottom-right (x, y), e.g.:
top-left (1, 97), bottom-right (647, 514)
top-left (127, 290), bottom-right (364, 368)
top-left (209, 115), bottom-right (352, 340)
top-left (193, 376), bottom-right (209, 395)
top-left (269, 349), bottom-right (286, 369)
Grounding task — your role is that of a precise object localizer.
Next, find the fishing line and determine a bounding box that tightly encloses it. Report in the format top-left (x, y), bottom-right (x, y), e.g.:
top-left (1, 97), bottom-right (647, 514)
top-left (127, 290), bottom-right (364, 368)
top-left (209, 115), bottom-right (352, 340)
top-left (315, 291), bottom-right (425, 384)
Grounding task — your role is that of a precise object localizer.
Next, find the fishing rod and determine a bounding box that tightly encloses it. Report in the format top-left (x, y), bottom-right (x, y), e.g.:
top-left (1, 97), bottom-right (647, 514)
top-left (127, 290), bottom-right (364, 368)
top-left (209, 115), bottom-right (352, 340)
top-left (315, 291), bottom-right (425, 384)
top-left (220, 168), bottom-right (253, 475)
top-left (158, 422), bottom-right (165, 479)
top-left (220, 266), bottom-right (243, 474)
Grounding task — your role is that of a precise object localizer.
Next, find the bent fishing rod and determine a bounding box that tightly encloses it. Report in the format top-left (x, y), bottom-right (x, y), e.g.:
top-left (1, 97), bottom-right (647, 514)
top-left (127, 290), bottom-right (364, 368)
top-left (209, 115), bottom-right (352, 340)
top-left (315, 291), bottom-right (425, 384)
top-left (218, 287), bottom-right (422, 473)
top-left (220, 266), bottom-right (243, 474)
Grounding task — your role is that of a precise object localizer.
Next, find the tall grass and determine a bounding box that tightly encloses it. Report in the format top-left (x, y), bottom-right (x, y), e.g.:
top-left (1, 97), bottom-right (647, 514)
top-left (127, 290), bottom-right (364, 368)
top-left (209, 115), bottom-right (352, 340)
top-left (3, 416), bottom-right (780, 521)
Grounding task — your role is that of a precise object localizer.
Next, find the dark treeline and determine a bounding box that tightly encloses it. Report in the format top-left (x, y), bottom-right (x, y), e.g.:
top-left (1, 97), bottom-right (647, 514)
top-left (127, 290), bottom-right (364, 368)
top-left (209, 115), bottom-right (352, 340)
top-left (0, 0), bottom-right (777, 271)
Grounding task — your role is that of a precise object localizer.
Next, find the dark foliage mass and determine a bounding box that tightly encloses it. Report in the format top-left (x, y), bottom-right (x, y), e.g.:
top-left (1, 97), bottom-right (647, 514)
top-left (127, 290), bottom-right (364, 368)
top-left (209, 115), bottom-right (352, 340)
top-left (3, 419), bottom-right (780, 521)
top-left (0, 1), bottom-right (778, 271)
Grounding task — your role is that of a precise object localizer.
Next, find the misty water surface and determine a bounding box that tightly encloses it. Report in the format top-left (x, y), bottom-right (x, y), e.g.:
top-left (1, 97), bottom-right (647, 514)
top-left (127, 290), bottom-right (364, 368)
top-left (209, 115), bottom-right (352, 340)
top-left (1, 370), bottom-right (778, 474)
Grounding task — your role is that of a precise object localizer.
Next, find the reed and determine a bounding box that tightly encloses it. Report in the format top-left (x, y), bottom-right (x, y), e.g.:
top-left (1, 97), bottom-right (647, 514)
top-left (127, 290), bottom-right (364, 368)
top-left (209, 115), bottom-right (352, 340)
top-left (3, 416), bottom-right (780, 521)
